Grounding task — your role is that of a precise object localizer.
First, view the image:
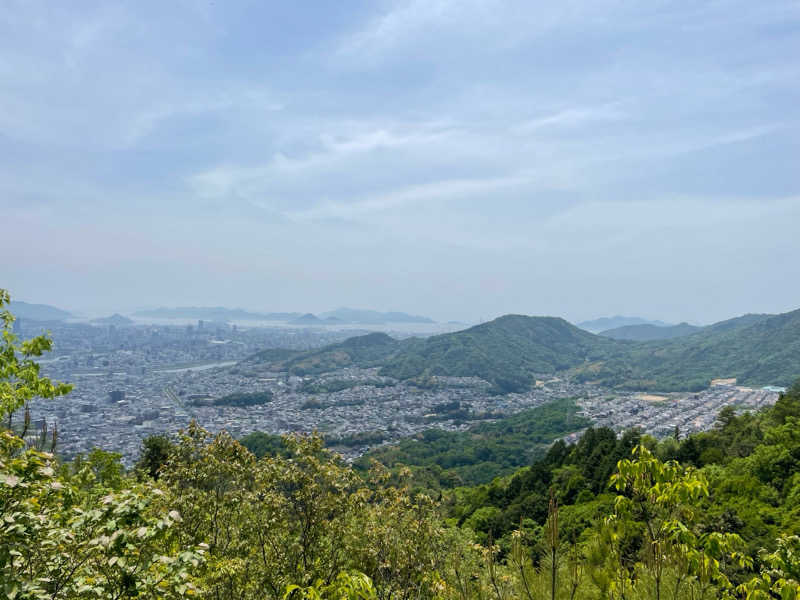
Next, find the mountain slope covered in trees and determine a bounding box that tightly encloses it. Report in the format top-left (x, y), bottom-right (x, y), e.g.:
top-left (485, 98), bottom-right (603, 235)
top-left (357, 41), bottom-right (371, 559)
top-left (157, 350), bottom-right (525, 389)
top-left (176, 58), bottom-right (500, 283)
top-left (377, 316), bottom-right (620, 392)
top-left (577, 315), bottom-right (670, 332)
top-left (582, 308), bottom-right (800, 390)
top-left (352, 399), bottom-right (590, 486)
top-left (598, 322), bottom-right (701, 341)
top-left (247, 316), bottom-right (619, 392)
top-left (248, 308), bottom-right (800, 392)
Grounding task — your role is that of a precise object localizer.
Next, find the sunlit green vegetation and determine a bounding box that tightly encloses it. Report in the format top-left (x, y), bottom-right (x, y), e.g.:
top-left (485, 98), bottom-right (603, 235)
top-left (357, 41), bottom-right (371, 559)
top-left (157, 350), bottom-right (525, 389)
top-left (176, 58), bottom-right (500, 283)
top-left (212, 390), bottom-right (273, 406)
top-left (355, 399), bottom-right (590, 487)
top-left (299, 378), bottom-right (393, 394)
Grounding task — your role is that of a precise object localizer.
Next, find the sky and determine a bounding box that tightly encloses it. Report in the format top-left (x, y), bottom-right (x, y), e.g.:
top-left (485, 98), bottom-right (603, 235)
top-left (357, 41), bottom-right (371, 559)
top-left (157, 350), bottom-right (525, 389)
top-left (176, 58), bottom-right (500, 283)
top-left (2, 0), bottom-right (800, 324)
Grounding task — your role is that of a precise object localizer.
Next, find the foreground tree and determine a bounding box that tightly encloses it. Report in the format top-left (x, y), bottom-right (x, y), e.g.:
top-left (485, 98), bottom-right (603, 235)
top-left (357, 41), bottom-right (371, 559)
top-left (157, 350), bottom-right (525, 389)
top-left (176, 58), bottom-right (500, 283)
top-left (1, 291), bottom-right (206, 598)
top-left (609, 445), bottom-right (750, 600)
top-left (1, 289), bottom-right (71, 430)
top-left (738, 535), bottom-right (800, 599)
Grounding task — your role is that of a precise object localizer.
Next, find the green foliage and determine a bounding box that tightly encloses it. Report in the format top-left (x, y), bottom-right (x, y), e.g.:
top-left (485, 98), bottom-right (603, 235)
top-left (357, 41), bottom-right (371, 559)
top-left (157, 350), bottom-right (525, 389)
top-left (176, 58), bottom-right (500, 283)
top-left (446, 427), bottom-right (640, 544)
top-left (239, 430), bottom-right (293, 458)
top-left (68, 447), bottom-right (127, 491)
top-left (243, 429), bottom-right (389, 455)
top-left (326, 430), bottom-right (388, 448)
top-left (738, 535), bottom-right (800, 599)
top-left (0, 430), bottom-right (206, 599)
top-left (355, 399), bottom-right (590, 487)
top-left (153, 423), bottom-right (459, 599)
top-left (609, 445), bottom-right (748, 599)
top-left (254, 332), bottom-right (401, 377)
top-left (0, 289), bottom-right (72, 420)
top-left (284, 572), bottom-right (377, 600)
top-left (576, 309), bottom-right (800, 390)
top-left (379, 315), bottom-right (617, 393)
top-left (135, 433), bottom-right (174, 480)
top-left (599, 322), bottom-right (702, 341)
top-left (246, 347), bottom-right (304, 364)
top-left (300, 379), bottom-right (393, 394)
top-left (212, 390), bottom-right (273, 406)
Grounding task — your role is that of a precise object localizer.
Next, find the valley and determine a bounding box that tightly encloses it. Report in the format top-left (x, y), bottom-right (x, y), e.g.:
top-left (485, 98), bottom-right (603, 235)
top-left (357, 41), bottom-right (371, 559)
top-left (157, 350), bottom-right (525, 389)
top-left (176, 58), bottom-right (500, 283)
top-left (16, 305), bottom-right (797, 466)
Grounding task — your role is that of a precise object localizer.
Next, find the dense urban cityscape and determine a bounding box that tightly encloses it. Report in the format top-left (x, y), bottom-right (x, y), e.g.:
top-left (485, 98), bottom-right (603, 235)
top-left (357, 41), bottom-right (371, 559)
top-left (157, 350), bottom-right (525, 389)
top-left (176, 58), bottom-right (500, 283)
top-left (19, 318), bottom-right (784, 465)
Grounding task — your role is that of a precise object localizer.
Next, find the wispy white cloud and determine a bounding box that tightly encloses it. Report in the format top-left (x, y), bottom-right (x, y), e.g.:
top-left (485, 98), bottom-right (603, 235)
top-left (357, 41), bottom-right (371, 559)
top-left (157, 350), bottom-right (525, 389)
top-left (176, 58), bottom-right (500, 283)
top-left (289, 173), bottom-right (532, 222)
top-left (122, 90), bottom-right (285, 147)
top-left (514, 103), bottom-right (627, 133)
top-left (187, 122), bottom-right (460, 201)
top-left (2, 0), bottom-right (800, 321)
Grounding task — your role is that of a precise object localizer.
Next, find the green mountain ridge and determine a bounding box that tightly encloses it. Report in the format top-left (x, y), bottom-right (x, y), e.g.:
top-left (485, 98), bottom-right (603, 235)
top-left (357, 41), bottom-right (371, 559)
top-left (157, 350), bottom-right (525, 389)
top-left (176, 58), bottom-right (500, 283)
top-left (577, 315), bottom-right (670, 332)
top-left (378, 315), bottom-right (618, 392)
top-left (598, 322), bottom-right (702, 341)
top-left (249, 331), bottom-right (405, 376)
top-left (247, 308), bottom-right (800, 392)
top-left (576, 309), bottom-right (800, 390)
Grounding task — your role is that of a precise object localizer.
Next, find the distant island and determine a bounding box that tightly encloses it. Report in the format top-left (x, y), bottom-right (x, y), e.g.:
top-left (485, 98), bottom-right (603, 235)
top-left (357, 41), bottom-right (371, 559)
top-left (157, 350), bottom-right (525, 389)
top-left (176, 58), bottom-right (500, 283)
top-left (577, 315), bottom-right (671, 333)
top-left (131, 306), bottom-right (435, 325)
top-left (91, 313), bottom-right (135, 326)
top-left (320, 307), bottom-right (435, 324)
top-left (291, 313), bottom-right (324, 325)
top-left (132, 307), bottom-right (302, 321)
top-left (9, 300), bottom-right (71, 321)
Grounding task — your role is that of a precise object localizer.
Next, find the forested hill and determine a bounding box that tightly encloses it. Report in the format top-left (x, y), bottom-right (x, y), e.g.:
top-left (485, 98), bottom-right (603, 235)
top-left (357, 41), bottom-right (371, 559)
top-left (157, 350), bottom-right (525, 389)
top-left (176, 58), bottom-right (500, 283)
top-left (246, 316), bottom-right (619, 391)
top-left (353, 399), bottom-right (590, 486)
top-left (247, 308), bottom-right (800, 392)
top-left (598, 322), bottom-right (701, 341)
top-left (246, 331), bottom-right (410, 376)
top-left (581, 308), bottom-right (800, 390)
top-left (378, 315), bottom-right (618, 392)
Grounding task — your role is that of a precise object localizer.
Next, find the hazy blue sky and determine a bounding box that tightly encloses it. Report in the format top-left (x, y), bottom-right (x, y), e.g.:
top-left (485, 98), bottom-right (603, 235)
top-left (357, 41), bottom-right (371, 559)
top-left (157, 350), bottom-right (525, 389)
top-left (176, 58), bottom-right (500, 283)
top-left (3, 1), bottom-right (799, 323)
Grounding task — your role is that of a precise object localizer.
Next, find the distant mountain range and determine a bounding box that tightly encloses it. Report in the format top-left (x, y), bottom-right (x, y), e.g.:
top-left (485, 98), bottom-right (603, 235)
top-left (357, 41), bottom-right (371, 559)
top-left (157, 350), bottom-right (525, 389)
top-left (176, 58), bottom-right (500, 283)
top-left (598, 313), bottom-right (775, 342)
top-left (132, 307), bottom-right (302, 321)
top-left (598, 322), bottom-right (702, 341)
top-left (577, 315), bottom-right (671, 333)
top-left (8, 301), bottom-right (71, 321)
top-left (131, 306), bottom-right (435, 325)
top-left (290, 313), bottom-right (324, 325)
top-left (319, 308), bottom-right (435, 324)
top-left (248, 309), bottom-right (800, 393)
top-left (91, 313), bottom-right (135, 326)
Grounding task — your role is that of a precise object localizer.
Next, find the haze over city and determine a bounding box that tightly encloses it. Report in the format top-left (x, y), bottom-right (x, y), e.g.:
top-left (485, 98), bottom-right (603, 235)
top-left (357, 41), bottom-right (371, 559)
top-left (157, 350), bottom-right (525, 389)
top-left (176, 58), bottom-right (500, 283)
top-left (3, 1), bottom-right (800, 323)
